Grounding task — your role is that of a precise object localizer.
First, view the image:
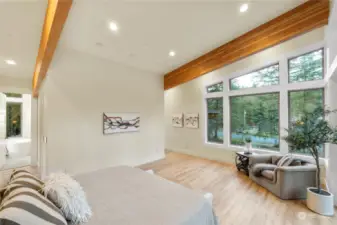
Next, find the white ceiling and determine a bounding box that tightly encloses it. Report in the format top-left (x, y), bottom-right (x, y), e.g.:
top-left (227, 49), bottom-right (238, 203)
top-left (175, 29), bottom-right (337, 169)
top-left (0, 0), bottom-right (47, 78)
top-left (59, 0), bottom-right (306, 75)
top-left (0, 0), bottom-right (307, 80)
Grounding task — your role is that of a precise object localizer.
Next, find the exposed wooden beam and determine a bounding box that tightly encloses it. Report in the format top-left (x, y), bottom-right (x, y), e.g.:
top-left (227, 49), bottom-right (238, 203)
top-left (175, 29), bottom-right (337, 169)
top-left (32, 0), bottom-right (73, 97)
top-left (164, 0), bottom-right (330, 90)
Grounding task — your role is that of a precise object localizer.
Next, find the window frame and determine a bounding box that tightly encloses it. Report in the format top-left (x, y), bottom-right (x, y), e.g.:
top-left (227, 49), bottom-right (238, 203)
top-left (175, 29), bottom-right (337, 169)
top-left (229, 92), bottom-right (281, 151)
top-left (203, 41), bottom-right (327, 158)
top-left (229, 63), bottom-right (280, 90)
top-left (288, 88), bottom-right (325, 157)
top-left (206, 97), bottom-right (224, 144)
top-left (288, 48), bottom-right (325, 84)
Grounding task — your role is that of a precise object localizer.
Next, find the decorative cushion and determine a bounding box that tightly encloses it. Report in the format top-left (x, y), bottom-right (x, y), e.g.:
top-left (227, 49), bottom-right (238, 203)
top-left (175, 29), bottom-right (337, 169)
top-left (0, 186), bottom-right (67, 225)
top-left (261, 170), bottom-right (275, 181)
top-left (271, 156), bottom-right (282, 165)
top-left (0, 170), bottom-right (67, 225)
top-left (251, 163), bottom-right (277, 176)
top-left (8, 169), bottom-right (44, 192)
top-left (277, 155), bottom-right (292, 167)
top-left (282, 157), bottom-right (294, 167)
top-left (42, 173), bottom-right (92, 224)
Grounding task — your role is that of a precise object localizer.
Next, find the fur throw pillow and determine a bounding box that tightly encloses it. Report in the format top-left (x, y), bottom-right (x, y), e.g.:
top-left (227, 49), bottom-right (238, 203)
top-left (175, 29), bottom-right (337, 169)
top-left (42, 173), bottom-right (92, 224)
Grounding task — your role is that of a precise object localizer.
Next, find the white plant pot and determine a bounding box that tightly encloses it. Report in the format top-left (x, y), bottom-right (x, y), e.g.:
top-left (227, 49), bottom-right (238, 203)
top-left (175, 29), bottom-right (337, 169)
top-left (307, 187), bottom-right (335, 216)
top-left (245, 142), bottom-right (252, 154)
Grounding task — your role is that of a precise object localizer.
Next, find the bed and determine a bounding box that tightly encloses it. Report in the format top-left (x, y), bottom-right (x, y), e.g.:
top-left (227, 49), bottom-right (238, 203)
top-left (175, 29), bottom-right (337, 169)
top-left (75, 166), bottom-right (218, 225)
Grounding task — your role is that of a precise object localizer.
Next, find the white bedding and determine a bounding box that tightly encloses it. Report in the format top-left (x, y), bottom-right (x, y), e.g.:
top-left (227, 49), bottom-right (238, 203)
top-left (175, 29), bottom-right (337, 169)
top-left (75, 166), bottom-right (218, 225)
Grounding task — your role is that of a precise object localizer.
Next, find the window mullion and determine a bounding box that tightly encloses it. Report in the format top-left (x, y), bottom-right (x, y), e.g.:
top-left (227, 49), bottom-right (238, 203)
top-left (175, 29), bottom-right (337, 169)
top-left (223, 92), bottom-right (229, 148)
top-left (223, 77), bottom-right (229, 148)
top-left (279, 56), bottom-right (289, 154)
top-left (279, 90), bottom-right (289, 155)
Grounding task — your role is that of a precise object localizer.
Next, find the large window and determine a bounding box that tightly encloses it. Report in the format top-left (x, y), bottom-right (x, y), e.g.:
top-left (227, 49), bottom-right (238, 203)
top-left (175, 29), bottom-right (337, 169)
top-left (230, 64), bottom-right (279, 90)
top-left (230, 93), bottom-right (279, 151)
top-left (204, 45), bottom-right (326, 157)
top-left (6, 102), bottom-right (22, 137)
top-left (289, 49), bottom-right (324, 83)
top-left (207, 98), bottom-right (223, 143)
top-left (289, 89), bottom-right (324, 156)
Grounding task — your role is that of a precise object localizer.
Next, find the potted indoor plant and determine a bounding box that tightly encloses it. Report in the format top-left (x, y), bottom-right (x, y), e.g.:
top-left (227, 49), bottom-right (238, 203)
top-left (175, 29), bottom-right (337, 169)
top-left (283, 107), bottom-right (336, 216)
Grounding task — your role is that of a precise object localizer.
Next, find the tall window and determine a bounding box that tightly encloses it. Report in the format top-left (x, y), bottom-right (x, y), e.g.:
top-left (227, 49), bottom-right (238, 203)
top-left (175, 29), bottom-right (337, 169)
top-left (289, 89), bottom-right (324, 156)
top-left (207, 98), bottom-right (223, 143)
top-left (6, 102), bottom-right (22, 137)
top-left (289, 49), bottom-right (324, 83)
top-left (230, 64), bottom-right (279, 90)
top-left (230, 93), bottom-right (279, 151)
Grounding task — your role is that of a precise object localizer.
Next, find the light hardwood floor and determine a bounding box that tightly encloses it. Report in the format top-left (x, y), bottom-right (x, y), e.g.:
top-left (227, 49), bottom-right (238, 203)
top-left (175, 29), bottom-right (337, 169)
top-left (140, 152), bottom-right (337, 225)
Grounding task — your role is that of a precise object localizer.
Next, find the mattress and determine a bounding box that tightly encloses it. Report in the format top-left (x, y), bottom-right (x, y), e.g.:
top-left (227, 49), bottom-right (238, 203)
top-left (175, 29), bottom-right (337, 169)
top-left (75, 166), bottom-right (218, 225)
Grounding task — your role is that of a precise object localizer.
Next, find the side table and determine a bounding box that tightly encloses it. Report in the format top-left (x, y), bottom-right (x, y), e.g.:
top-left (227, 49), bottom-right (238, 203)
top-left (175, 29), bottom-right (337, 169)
top-left (235, 152), bottom-right (259, 176)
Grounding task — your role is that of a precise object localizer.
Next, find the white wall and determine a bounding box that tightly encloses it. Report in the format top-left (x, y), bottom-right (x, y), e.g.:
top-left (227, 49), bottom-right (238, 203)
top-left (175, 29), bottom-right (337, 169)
top-left (22, 94), bottom-right (32, 138)
top-left (326, 0), bottom-right (337, 68)
top-left (0, 76), bottom-right (31, 94)
top-left (39, 48), bottom-right (165, 175)
top-left (327, 0), bottom-right (337, 206)
top-left (327, 80), bottom-right (337, 206)
top-left (165, 27), bottom-right (326, 164)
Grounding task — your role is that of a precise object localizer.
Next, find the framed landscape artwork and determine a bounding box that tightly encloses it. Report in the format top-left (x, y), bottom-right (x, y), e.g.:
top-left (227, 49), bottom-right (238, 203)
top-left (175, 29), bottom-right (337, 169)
top-left (185, 113), bottom-right (199, 129)
top-left (103, 113), bottom-right (140, 134)
top-left (172, 113), bottom-right (183, 128)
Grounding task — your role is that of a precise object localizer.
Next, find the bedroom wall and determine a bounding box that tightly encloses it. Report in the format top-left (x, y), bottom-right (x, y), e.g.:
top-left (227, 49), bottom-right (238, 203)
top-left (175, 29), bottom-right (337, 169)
top-left (327, 0), bottom-right (337, 206)
top-left (39, 48), bottom-right (165, 175)
top-left (326, 0), bottom-right (337, 67)
top-left (0, 76), bottom-right (31, 94)
top-left (164, 27), bottom-right (326, 164)
top-left (327, 79), bottom-right (337, 206)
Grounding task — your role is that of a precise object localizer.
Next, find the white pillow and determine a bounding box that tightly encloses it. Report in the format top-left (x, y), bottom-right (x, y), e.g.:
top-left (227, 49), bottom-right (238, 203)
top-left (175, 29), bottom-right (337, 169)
top-left (42, 173), bottom-right (92, 224)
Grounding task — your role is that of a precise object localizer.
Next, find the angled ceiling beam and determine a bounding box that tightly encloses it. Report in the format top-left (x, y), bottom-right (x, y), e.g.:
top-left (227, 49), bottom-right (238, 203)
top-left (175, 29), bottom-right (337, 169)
top-left (164, 0), bottom-right (330, 90)
top-left (32, 0), bottom-right (73, 97)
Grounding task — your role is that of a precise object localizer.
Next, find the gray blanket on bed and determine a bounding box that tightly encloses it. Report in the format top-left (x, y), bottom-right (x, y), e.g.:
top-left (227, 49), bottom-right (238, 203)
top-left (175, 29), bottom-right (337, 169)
top-left (75, 166), bottom-right (218, 225)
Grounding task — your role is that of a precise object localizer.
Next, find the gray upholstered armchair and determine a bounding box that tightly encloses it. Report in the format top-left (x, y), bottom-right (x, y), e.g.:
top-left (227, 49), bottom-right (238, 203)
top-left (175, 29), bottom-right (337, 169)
top-left (248, 155), bottom-right (317, 200)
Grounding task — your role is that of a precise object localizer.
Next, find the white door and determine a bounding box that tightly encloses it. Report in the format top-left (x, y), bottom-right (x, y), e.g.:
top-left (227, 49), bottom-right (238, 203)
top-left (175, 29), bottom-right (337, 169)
top-left (0, 93), bottom-right (6, 139)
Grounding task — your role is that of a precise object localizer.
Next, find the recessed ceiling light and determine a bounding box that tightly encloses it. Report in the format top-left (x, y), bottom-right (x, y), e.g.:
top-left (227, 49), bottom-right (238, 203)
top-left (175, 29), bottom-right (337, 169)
top-left (240, 3), bottom-right (249, 13)
top-left (109, 21), bottom-right (118, 32)
top-left (169, 51), bottom-right (176, 57)
top-left (5, 59), bottom-right (16, 65)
